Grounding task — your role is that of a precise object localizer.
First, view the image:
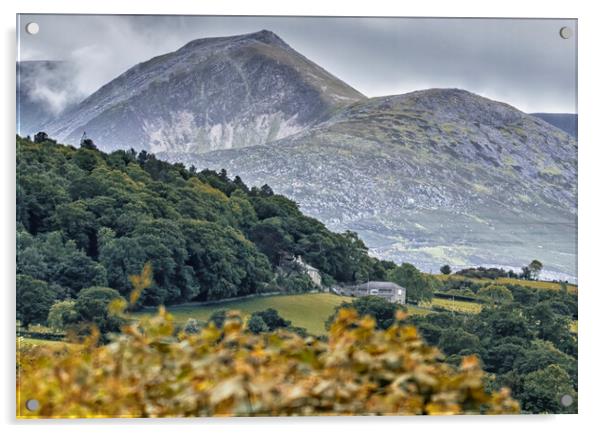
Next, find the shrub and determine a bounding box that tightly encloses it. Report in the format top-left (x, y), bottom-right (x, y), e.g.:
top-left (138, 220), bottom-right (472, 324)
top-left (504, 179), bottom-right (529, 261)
top-left (47, 300), bottom-right (78, 331)
top-left (247, 315), bottom-right (269, 334)
top-left (75, 287), bottom-right (125, 335)
top-left (17, 308), bottom-right (519, 417)
top-left (16, 275), bottom-right (61, 327)
top-left (251, 308), bottom-right (291, 331)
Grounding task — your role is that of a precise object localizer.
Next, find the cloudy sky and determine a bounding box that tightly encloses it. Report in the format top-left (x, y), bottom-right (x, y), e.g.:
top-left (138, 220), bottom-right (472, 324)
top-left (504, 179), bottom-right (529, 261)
top-left (18, 14), bottom-right (577, 113)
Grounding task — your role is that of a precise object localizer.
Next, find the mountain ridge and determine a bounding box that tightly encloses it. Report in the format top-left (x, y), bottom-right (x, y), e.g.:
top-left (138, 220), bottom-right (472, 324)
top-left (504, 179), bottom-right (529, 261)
top-left (43, 30), bottom-right (366, 153)
top-left (161, 87), bottom-right (577, 279)
top-left (23, 31), bottom-right (576, 279)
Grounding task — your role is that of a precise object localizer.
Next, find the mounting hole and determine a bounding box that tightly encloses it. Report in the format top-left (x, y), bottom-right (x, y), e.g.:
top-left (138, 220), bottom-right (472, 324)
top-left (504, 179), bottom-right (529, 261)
top-left (559, 26), bottom-right (573, 39)
top-left (560, 394), bottom-right (574, 407)
top-left (25, 22), bottom-right (39, 35)
top-left (25, 399), bottom-right (40, 411)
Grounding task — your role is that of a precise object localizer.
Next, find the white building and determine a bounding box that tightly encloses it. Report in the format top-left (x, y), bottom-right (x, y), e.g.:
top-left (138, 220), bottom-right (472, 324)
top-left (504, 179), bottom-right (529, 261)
top-left (294, 256), bottom-right (322, 287)
top-left (341, 281), bottom-right (406, 304)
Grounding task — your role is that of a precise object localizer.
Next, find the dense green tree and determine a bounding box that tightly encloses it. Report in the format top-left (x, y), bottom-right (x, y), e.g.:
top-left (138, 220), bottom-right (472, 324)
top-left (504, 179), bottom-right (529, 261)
top-left (528, 260), bottom-right (543, 280)
top-left (54, 201), bottom-right (99, 256)
top-left (519, 364), bottom-right (576, 414)
top-left (438, 327), bottom-right (481, 356)
top-left (483, 342), bottom-right (526, 374)
top-left (409, 283), bottom-right (578, 414)
top-left (47, 300), bottom-right (79, 331)
top-left (181, 220), bottom-right (272, 301)
top-left (17, 275), bottom-right (62, 327)
top-left (98, 229), bottom-right (147, 296)
top-left (80, 137), bottom-right (98, 151)
top-left (440, 264), bottom-right (452, 275)
top-left (387, 262), bottom-right (436, 303)
top-left (75, 287), bottom-right (124, 335)
top-left (526, 301), bottom-right (576, 356)
top-left (247, 315), bottom-right (269, 334)
top-left (248, 218), bottom-right (294, 265)
top-left (251, 308), bottom-right (291, 331)
top-left (472, 305), bottom-right (534, 340)
top-left (513, 340), bottom-right (577, 386)
top-left (33, 131), bottom-right (49, 143)
top-left (17, 230), bottom-right (107, 296)
top-left (413, 322), bottom-right (443, 345)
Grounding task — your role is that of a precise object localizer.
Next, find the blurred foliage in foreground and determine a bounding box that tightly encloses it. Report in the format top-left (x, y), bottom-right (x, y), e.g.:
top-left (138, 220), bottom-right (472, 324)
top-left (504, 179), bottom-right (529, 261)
top-left (17, 305), bottom-right (518, 417)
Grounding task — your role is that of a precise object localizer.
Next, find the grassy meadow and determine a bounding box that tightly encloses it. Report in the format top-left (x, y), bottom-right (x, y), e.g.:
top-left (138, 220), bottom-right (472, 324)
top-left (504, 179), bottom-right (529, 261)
top-left (133, 293), bottom-right (441, 335)
top-left (133, 293), bottom-right (354, 335)
top-left (424, 297), bottom-right (483, 314)
top-left (434, 274), bottom-right (577, 293)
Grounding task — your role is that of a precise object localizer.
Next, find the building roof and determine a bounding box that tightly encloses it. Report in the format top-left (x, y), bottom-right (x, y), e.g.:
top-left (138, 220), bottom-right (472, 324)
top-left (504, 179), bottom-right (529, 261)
top-left (354, 281), bottom-right (404, 290)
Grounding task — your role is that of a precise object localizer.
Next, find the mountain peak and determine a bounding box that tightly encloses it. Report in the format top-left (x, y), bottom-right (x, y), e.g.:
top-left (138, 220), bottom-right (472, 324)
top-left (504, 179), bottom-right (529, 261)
top-left (178, 29), bottom-right (290, 52)
top-left (376, 88), bottom-right (525, 127)
top-left (43, 29), bottom-right (364, 153)
top-left (245, 29), bottom-right (287, 45)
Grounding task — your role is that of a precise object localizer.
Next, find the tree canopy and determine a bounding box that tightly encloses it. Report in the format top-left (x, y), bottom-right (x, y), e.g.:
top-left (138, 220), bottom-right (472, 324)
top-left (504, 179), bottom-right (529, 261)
top-left (17, 135), bottom-right (396, 316)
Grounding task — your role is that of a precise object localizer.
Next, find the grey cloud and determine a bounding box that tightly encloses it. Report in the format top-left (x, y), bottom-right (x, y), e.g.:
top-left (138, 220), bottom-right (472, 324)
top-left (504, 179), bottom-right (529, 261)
top-left (17, 15), bottom-right (577, 113)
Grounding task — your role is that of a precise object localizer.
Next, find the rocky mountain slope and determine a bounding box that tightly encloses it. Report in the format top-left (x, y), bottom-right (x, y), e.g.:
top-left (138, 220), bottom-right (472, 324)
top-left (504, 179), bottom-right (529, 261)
top-left (44, 30), bottom-right (365, 152)
top-left (30, 31), bottom-right (577, 279)
top-left (531, 113), bottom-right (577, 138)
top-left (164, 89), bottom-right (577, 279)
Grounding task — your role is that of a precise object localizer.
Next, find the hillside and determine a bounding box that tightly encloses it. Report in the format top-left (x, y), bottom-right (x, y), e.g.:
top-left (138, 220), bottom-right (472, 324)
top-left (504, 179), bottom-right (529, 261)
top-left (43, 30), bottom-right (365, 153)
top-left (16, 135), bottom-right (394, 317)
top-left (531, 113), bottom-right (578, 138)
top-left (166, 89), bottom-right (577, 279)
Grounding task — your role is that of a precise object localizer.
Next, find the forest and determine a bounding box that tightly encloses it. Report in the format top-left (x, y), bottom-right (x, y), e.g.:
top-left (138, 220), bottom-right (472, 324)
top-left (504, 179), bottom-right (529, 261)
top-left (16, 134), bottom-right (417, 325)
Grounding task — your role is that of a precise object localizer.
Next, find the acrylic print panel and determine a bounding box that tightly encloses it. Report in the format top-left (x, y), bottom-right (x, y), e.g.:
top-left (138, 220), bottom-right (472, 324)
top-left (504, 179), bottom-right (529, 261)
top-left (16, 14), bottom-right (577, 418)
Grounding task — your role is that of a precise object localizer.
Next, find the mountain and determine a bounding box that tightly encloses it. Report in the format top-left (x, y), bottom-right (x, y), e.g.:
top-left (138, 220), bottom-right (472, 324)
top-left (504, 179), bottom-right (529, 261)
top-left (44, 30), bottom-right (365, 152)
top-left (163, 89), bottom-right (577, 280)
top-left (531, 113), bottom-right (578, 138)
top-left (31, 32), bottom-right (577, 279)
top-left (17, 61), bottom-right (84, 136)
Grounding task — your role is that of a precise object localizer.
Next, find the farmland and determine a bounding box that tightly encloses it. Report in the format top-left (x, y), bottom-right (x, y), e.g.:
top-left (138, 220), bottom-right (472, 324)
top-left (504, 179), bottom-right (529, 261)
top-left (133, 293), bottom-right (353, 335)
top-left (133, 293), bottom-right (442, 335)
top-left (424, 297), bottom-right (483, 314)
top-left (434, 274), bottom-right (577, 293)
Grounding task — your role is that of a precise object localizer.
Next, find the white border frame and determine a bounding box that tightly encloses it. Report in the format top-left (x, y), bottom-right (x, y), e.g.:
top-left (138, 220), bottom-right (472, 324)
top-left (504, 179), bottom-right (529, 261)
top-left (2, 1), bottom-right (600, 432)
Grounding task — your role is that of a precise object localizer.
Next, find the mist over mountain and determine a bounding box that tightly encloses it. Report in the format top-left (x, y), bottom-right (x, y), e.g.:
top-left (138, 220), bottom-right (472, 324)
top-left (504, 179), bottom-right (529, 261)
top-left (43, 30), bottom-right (365, 152)
top-left (17, 61), bottom-right (85, 136)
top-left (27, 31), bottom-right (576, 279)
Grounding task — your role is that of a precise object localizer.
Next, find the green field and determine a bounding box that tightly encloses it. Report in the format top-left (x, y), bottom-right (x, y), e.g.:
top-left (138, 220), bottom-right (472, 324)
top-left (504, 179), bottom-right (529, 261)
top-left (434, 275), bottom-right (577, 293)
top-left (17, 337), bottom-right (79, 350)
top-left (134, 293), bottom-right (355, 335)
top-left (424, 298), bottom-right (482, 314)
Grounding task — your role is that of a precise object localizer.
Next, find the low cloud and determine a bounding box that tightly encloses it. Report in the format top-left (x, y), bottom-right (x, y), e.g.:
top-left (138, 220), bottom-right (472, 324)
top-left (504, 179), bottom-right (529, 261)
top-left (17, 15), bottom-right (577, 114)
top-left (18, 61), bottom-right (85, 115)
